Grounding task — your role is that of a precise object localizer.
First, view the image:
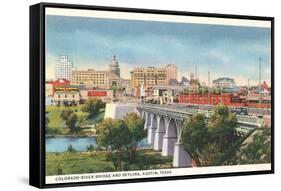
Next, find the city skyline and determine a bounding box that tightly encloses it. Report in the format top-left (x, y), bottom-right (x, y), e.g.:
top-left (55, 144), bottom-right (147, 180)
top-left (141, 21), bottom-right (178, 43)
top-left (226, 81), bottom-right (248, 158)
top-left (46, 15), bottom-right (271, 86)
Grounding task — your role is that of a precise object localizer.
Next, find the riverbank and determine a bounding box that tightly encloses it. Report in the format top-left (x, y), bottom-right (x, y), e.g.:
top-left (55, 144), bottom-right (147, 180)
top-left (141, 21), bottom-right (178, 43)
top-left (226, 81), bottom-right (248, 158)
top-left (46, 149), bottom-right (172, 176)
top-left (46, 127), bottom-right (96, 137)
top-left (46, 134), bottom-right (96, 138)
top-left (46, 104), bottom-right (105, 137)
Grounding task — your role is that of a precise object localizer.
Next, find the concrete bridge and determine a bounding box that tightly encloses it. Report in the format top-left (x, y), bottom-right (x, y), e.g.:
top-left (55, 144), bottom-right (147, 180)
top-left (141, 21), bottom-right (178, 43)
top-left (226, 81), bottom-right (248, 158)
top-left (137, 103), bottom-right (264, 168)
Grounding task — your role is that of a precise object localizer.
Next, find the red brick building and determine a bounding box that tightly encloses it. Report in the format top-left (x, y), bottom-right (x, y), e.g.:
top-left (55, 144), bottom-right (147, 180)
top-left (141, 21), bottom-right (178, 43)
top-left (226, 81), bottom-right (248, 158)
top-left (179, 93), bottom-right (232, 105)
top-left (178, 93), bottom-right (271, 108)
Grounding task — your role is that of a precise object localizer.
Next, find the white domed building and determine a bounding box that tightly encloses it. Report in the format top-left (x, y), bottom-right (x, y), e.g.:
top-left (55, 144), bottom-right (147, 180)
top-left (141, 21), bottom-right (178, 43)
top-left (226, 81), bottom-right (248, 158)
top-left (109, 55), bottom-right (120, 77)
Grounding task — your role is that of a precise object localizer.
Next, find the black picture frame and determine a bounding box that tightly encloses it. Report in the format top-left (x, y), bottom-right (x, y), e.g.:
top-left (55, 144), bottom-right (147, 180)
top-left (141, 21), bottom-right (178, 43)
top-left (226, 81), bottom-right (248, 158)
top-left (30, 2), bottom-right (274, 189)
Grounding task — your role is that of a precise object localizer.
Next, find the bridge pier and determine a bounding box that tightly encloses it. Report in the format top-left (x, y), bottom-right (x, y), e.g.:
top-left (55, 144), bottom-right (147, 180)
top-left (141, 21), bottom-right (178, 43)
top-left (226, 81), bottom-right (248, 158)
top-left (153, 115), bottom-right (165, 150)
top-left (144, 122), bottom-right (149, 130)
top-left (162, 135), bottom-right (177, 156)
top-left (162, 118), bottom-right (177, 156)
top-left (173, 142), bottom-right (192, 167)
top-left (148, 127), bottom-right (156, 145)
top-left (147, 113), bottom-right (157, 145)
top-left (144, 112), bottom-right (150, 130)
top-left (154, 131), bottom-right (165, 150)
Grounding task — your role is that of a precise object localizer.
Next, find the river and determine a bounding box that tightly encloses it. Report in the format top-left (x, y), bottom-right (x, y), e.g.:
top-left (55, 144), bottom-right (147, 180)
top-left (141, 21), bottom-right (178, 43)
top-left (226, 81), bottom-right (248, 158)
top-left (46, 137), bottom-right (150, 152)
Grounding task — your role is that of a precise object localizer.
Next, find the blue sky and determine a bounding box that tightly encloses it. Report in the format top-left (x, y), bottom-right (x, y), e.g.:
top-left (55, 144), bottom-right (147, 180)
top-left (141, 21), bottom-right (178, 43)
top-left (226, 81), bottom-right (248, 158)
top-left (46, 15), bottom-right (271, 86)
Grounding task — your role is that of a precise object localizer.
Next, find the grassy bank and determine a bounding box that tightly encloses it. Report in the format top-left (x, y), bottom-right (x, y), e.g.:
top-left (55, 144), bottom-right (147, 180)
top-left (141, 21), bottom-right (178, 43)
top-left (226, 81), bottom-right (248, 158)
top-left (46, 105), bottom-right (105, 136)
top-left (46, 149), bottom-right (172, 176)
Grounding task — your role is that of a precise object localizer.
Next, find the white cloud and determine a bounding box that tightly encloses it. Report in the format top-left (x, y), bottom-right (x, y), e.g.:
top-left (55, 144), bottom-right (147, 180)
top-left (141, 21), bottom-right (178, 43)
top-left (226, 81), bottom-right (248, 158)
top-left (207, 49), bottom-right (230, 65)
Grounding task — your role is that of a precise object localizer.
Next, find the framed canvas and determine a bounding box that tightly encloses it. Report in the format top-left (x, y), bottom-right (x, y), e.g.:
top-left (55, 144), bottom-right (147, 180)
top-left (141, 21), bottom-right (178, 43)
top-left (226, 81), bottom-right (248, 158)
top-left (29, 2), bottom-right (274, 188)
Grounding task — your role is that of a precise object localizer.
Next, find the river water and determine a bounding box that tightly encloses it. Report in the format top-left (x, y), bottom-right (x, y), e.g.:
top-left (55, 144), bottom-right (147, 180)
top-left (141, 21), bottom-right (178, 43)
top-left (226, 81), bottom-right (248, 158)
top-left (46, 137), bottom-right (150, 152)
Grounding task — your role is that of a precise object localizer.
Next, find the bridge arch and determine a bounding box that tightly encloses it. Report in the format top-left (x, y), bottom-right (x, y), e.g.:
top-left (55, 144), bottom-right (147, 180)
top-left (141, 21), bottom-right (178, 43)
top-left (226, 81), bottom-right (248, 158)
top-left (166, 118), bottom-right (177, 138)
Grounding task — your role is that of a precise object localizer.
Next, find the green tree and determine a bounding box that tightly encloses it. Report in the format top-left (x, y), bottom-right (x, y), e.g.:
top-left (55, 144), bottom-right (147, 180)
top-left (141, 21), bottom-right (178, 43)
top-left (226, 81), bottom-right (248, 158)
top-left (182, 113), bottom-right (208, 166)
top-left (65, 113), bottom-right (78, 132)
top-left (87, 144), bottom-right (95, 152)
top-left (207, 104), bottom-right (238, 164)
top-left (45, 115), bottom-right (50, 132)
top-left (81, 98), bottom-right (105, 117)
top-left (208, 105), bottom-right (237, 151)
top-left (238, 128), bottom-right (271, 164)
top-left (123, 113), bottom-right (146, 158)
top-left (87, 144), bottom-right (96, 157)
top-left (183, 88), bottom-right (189, 94)
top-left (45, 116), bottom-right (49, 127)
top-left (67, 144), bottom-right (76, 152)
top-left (212, 87), bottom-right (221, 94)
top-left (96, 118), bottom-right (131, 171)
top-left (56, 165), bottom-right (63, 175)
top-left (181, 105), bottom-right (239, 166)
top-left (111, 81), bottom-right (117, 97)
top-left (60, 110), bottom-right (72, 121)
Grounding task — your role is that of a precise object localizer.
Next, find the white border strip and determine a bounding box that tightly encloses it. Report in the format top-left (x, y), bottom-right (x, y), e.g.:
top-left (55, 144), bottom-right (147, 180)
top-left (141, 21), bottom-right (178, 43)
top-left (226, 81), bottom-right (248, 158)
top-left (45, 8), bottom-right (271, 28)
top-left (46, 163), bottom-right (271, 184)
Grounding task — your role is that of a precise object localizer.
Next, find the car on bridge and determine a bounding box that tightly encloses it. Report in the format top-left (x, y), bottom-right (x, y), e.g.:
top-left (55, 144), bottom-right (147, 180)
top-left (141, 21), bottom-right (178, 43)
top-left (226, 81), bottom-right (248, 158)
top-left (230, 107), bottom-right (248, 115)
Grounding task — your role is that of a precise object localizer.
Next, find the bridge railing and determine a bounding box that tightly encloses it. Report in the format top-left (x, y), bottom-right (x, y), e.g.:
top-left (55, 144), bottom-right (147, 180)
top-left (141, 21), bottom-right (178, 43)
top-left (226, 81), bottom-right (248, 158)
top-left (137, 103), bottom-right (262, 127)
top-left (236, 115), bottom-right (262, 127)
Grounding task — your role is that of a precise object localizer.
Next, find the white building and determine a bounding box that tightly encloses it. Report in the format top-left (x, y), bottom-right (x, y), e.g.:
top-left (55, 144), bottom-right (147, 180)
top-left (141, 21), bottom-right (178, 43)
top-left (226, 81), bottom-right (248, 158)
top-left (104, 103), bottom-right (137, 119)
top-left (109, 55), bottom-right (120, 77)
top-left (55, 55), bottom-right (73, 81)
top-left (213, 77), bottom-right (235, 89)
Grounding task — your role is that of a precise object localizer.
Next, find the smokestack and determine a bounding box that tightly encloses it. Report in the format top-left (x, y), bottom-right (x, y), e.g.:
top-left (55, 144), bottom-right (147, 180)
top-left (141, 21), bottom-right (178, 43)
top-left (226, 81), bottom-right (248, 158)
top-left (195, 66), bottom-right (198, 80)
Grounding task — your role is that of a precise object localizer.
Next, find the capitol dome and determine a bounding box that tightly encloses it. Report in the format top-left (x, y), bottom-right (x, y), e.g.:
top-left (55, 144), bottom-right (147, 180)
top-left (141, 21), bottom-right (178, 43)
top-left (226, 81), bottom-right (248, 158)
top-left (109, 55), bottom-right (120, 77)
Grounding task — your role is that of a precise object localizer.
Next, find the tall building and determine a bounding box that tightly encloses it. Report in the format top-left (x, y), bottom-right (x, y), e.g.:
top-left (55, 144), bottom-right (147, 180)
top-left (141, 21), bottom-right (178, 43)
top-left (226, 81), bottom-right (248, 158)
top-left (165, 64), bottom-right (177, 84)
top-left (55, 55), bottom-right (73, 81)
top-left (213, 77), bottom-right (235, 88)
top-left (71, 69), bottom-right (110, 89)
top-left (109, 55), bottom-right (120, 77)
top-left (130, 66), bottom-right (167, 88)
